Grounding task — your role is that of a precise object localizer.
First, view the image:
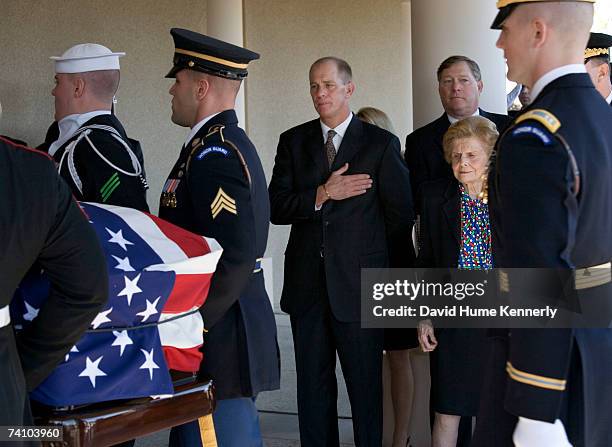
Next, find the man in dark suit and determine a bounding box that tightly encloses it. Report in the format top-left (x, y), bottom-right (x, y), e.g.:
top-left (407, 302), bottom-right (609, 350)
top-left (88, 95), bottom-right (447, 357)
top-left (159, 28), bottom-right (280, 447)
top-left (472, 1), bottom-right (612, 446)
top-left (0, 136), bottom-right (107, 430)
top-left (269, 56), bottom-right (415, 447)
top-left (584, 32), bottom-right (612, 105)
top-left (404, 55), bottom-right (509, 208)
top-left (46, 43), bottom-right (149, 212)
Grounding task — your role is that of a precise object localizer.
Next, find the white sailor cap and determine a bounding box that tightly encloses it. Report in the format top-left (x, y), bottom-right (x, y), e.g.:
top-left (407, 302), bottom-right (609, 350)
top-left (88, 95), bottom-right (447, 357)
top-left (50, 43), bottom-right (125, 74)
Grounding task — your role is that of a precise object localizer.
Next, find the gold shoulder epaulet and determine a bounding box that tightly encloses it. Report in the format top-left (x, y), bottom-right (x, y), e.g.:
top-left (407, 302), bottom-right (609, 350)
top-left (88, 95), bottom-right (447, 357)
top-left (515, 109), bottom-right (561, 133)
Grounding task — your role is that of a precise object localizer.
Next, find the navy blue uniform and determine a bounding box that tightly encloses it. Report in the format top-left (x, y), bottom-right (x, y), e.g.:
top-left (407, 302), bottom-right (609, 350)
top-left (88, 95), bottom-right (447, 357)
top-left (51, 114), bottom-right (149, 212)
top-left (159, 109), bottom-right (280, 400)
top-left (473, 73), bottom-right (612, 447)
top-left (0, 137), bottom-right (107, 427)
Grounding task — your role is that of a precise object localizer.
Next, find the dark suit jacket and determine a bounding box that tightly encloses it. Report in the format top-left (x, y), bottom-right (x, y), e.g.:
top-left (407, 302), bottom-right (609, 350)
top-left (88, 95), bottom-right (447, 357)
top-left (416, 178), bottom-right (461, 268)
top-left (404, 109), bottom-right (509, 209)
top-left (269, 115), bottom-right (415, 322)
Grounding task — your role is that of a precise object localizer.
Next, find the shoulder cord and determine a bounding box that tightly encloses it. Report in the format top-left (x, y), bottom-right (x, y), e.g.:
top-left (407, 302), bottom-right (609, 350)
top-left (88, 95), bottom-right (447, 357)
top-left (186, 125), bottom-right (253, 190)
top-left (493, 128), bottom-right (580, 206)
top-left (58, 125), bottom-right (144, 195)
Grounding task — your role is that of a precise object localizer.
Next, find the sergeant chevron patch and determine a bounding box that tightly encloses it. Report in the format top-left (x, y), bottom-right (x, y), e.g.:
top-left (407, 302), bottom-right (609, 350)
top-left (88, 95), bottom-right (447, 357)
top-left (211, 187), bottom-right (237, 219)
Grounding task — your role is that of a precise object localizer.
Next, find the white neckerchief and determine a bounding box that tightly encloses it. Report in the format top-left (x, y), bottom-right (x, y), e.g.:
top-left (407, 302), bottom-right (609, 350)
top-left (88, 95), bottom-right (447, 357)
top-left (183, 112), bottom-right (220, 148)
top-left (606, 89), bottom-right (612, 105)
top-left (530, 64), bottom-right (586, 103)
top-left (49, 110), bottom-right (111, 157)
top-left (447, 108), bottom-right (480, 124)
top-left (320, 112), bottom-right (353, 153)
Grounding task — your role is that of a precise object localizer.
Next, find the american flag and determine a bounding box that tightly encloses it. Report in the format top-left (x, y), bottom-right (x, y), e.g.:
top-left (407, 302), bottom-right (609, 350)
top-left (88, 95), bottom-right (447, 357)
top-left (11, 203), bottom-right (222, 407)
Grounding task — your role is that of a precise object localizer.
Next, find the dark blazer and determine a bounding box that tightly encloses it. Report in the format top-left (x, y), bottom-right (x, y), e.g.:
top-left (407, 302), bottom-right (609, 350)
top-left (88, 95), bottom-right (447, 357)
top-left (416, 178), bottom-right (460, 268)
top-left (0, 137), bottom-right (107, 424)
top-left (269, 115), bottom-right (415, 322)
top-left (404, 109), bottom-right (509, 209)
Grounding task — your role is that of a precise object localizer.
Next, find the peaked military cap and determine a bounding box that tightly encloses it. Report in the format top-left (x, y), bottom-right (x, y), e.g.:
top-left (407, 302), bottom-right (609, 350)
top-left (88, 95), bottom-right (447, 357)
top-left (491, 0), bottom-right (596, 30)
top-left (166, 28), bottom-right (259, 80)
top-left (585, 32), bottom-right (612, 61)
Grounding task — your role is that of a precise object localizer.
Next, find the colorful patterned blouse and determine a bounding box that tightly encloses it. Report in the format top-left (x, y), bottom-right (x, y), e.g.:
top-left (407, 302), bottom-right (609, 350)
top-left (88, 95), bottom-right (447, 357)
top-left (458, 183), bottom-right (493, 270)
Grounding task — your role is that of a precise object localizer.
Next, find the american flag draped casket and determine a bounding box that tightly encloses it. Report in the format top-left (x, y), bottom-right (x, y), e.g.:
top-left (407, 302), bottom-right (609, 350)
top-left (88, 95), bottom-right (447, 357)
top-left (11, 203), bottom-right (222, 407)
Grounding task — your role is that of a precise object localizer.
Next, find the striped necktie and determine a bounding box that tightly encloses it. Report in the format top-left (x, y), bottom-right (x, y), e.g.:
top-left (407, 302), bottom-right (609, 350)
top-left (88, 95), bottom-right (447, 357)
top-left (325, 129), bottom-right (337, 169)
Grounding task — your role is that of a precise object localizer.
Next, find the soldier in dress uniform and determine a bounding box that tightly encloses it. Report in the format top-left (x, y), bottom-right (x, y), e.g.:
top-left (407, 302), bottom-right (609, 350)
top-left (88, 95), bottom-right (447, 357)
top-left (0, 136), bottom-right (107, 433)
top-left (159, 28), bottom-right (280, 447)
top-left (584, 32), bottom-right (612, 104)
top-left (46, 43), bottom-right (149, 212)
top-left (471, 1), bottom-right (612, 446)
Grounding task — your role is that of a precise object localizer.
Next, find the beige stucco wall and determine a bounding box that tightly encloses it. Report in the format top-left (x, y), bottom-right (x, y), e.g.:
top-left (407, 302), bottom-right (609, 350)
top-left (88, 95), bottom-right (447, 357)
top-left (1, 0), bottom-right (410, 309)
top-left (245, 0), bottom-right (410, 305)
top-left (0, 0), bottom-right (207, 211)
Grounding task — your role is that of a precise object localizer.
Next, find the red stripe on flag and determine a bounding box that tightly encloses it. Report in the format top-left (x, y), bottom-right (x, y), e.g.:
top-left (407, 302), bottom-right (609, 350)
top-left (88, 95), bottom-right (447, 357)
top-left (148, 213), bottom-right (211, 258)
top-left (163, 274), bottom-right (212, 313)
top-left (163, 345), bottom-right (203, 372)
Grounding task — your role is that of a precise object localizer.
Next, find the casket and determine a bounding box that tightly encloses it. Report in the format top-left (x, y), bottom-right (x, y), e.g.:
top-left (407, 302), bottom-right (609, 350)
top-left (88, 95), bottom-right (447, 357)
top-left (34, 374), bottom-right (216, 447)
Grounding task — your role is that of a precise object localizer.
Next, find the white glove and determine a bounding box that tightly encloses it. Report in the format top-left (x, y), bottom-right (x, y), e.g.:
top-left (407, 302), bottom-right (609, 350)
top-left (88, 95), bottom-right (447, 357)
top-left (513, 417), bottom-right (572, 447)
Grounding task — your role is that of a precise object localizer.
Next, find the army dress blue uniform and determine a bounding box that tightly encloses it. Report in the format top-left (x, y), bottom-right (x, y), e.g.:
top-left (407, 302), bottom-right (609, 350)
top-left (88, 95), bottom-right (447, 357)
top-left (472, 66), bottom-right (612, 447)
top-left (160, 109), bottom-right (280, 446)
top-left (159, 27), bottom-right (279, 447)
top-left (159, 109), bottom-right (280, 397)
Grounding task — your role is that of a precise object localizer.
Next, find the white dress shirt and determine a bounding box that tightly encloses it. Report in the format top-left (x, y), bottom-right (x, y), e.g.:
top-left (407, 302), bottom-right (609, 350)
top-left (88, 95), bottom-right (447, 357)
top-left (447, 109), bottom-right (480, 124)
top-left (320, 112), bottom-right (353, 153)
top-left (315, 112), bottom-right (354, 210)
top-left (530, 64), bottom-right (587, 103)
top-left (183, 112), bottom-right (221, 148)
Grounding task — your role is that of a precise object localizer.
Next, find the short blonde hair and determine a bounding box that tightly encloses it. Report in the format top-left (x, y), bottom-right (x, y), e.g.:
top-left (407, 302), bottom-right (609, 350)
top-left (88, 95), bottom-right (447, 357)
top-left (442, 116), bottom-right (499, 164)
top-left (356, 107), bottom-right (395, 134)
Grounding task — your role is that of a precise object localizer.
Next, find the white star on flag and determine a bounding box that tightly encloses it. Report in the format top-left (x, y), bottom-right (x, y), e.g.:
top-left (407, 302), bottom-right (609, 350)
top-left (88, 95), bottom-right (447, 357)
top-left (23, 302), bottom-right (39, 321)
top-left (112, 330), bottom-right (134, 356)
top-left (91, 307), bottom-right (113, 329)
top-left (65, 345), bottom-right (79, 362)
top-left (118, 274), bottom-right (142, 306)
top-left (136, 297), bottom-right (160, 322)
top-left (78, 356), bottom-right (107, 388)
top-left (139, 348), bottom-right (160, 380)
top-left (112, 255), bottom-right (135, 272)
top-left (106, 228), bottom-right (134, 251)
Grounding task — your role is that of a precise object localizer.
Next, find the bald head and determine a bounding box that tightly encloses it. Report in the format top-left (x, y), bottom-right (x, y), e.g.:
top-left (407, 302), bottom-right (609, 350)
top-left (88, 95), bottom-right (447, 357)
top-left (524, 2), bottom-right (593, 52)
top-left (497, 2), bottom-right (593, 86)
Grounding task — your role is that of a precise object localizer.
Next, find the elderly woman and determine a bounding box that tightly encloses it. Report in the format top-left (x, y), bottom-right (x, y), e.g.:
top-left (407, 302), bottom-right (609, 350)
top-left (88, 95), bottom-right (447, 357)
top-left (416, 116), bottom-right (498, 447)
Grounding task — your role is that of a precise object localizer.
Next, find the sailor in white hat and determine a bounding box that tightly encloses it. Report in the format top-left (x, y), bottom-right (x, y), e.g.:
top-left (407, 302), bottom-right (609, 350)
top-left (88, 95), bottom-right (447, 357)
top-left (46, 43), bottom-right (149, 212)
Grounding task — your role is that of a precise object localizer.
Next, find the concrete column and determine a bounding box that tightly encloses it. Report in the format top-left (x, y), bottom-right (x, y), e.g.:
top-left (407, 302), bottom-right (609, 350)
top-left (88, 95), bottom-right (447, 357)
top-left (400, 1), bottom-right (414, 136)
top-left (207, 0), bottom-right (246, 127)
top-left (410, 0), bottom-right (507, 129)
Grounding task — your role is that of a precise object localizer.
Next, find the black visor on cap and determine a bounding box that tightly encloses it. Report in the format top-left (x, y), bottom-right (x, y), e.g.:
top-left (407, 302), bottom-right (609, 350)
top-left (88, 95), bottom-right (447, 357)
top-left (491, 5), bottom-right (517, 30)
top-left (165, 28), bottom-right (259, 80)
